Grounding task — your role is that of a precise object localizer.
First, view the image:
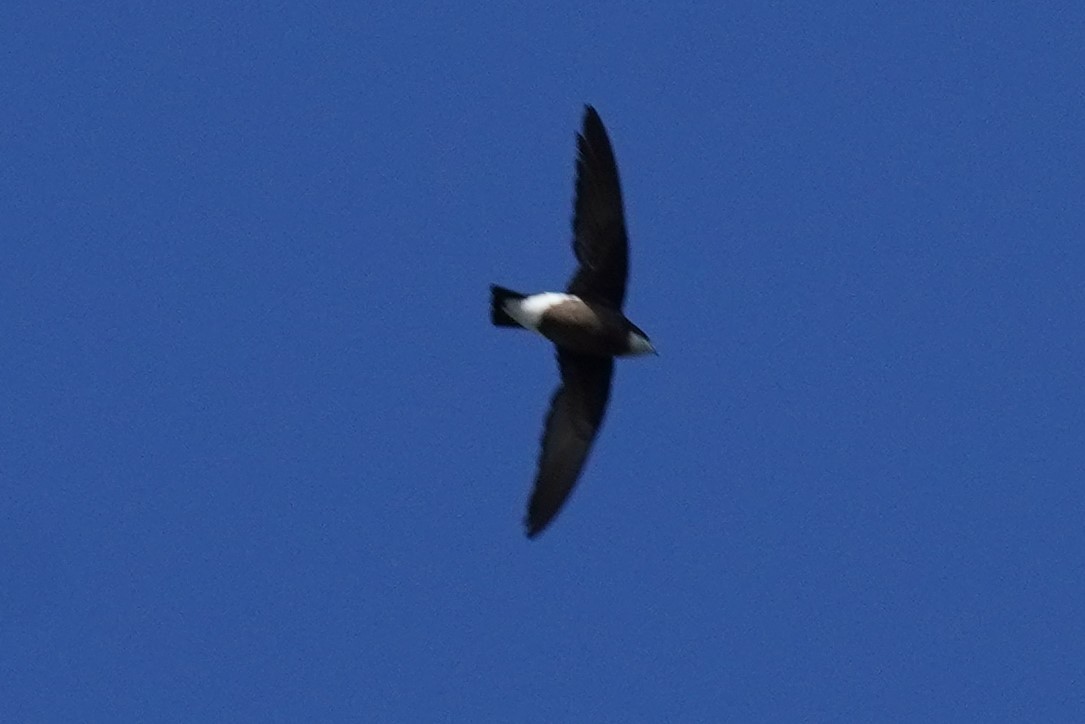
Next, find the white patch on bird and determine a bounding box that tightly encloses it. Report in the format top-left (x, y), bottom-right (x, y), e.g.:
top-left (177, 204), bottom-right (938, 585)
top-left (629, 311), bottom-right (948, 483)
top-left (627, 331), bottom-right (657, 356)
top-left (504, 292), bottom-right (579, 331)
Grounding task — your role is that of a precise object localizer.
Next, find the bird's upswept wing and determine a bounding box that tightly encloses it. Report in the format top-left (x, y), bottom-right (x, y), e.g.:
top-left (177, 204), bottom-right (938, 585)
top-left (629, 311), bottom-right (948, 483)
top-left (566, 106), bottom-right (629, 310)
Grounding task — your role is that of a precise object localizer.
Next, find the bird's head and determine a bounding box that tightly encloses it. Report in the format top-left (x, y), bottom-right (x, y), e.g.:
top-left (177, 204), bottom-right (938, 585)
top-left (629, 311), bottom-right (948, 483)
top-left (625, 324), bottom-right (657, 357)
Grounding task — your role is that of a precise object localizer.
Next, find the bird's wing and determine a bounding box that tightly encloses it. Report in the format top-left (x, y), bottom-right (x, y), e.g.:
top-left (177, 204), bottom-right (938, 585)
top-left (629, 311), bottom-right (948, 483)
top-left (566, 105), bottom-right (629, 310)
top-left (524, 349), bottom-right (614, 538)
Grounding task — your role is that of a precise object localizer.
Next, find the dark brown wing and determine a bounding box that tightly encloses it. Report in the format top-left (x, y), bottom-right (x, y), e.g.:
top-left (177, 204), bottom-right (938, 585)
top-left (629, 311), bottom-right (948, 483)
top-left (524, 350), bottom-right (614, 538)
top-left (566, 106), bottom-right (629, 310)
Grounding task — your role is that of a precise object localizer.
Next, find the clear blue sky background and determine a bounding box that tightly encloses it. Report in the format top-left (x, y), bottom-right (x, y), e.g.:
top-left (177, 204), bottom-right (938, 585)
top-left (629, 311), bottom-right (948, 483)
top-left (4, 2), bottom-right (1083, 721)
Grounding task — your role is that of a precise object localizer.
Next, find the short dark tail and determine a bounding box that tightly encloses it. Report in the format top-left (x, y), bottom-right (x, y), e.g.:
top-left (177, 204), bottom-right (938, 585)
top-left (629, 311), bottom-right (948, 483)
top-left (491, 284), bottom-right (526, 328)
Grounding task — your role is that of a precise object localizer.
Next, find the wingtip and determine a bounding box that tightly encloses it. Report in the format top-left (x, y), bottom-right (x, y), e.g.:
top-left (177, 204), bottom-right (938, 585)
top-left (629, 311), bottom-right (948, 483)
top-left (578, 105), bottom-right (611, 152)
top-left (523, 510), bottom-right (545, 539)
top-left (524, 508), bottom-right (555, 539)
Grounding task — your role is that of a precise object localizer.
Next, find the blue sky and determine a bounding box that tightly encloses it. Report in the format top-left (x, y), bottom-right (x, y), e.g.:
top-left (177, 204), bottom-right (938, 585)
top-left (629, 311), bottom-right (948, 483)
top-left (4, 2), bottom-right (1084, 721)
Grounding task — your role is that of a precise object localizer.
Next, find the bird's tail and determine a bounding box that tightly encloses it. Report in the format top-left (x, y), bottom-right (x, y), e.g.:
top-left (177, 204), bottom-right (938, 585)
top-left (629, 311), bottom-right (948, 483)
top-left (490, 285), bottom-right (527, 328)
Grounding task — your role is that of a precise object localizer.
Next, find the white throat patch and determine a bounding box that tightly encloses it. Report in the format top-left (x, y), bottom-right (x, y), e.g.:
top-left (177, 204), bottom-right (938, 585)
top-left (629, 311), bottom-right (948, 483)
top-left (627, 331), bottom-right (656, 356)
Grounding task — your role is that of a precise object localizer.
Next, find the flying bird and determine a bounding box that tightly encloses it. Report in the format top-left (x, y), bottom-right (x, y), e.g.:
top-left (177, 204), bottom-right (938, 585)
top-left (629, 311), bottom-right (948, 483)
top-left (491, 105), bottom-right (656, 538)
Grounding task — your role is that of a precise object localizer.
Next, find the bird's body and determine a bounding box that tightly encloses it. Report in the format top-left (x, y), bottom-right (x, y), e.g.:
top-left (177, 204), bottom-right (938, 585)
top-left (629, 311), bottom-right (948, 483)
top-left (491, 106), bottom-right (655, 538)
top-left (493, 289), bottom-right (652, 357)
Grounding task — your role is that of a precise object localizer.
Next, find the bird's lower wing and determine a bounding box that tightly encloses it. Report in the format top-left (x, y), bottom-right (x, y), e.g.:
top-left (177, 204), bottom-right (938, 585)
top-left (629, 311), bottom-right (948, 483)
top-left (524, 350), bottom-right (614, 538)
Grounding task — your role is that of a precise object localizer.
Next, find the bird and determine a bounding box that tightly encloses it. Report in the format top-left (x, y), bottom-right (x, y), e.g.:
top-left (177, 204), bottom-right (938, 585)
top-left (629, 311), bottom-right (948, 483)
top-left (490, 105), bottom-right (656, 538)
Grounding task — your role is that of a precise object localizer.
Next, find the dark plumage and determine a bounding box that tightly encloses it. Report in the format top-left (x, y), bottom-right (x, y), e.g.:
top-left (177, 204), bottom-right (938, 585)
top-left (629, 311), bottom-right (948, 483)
top-left (491, 106), bottom-right (655, 538)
